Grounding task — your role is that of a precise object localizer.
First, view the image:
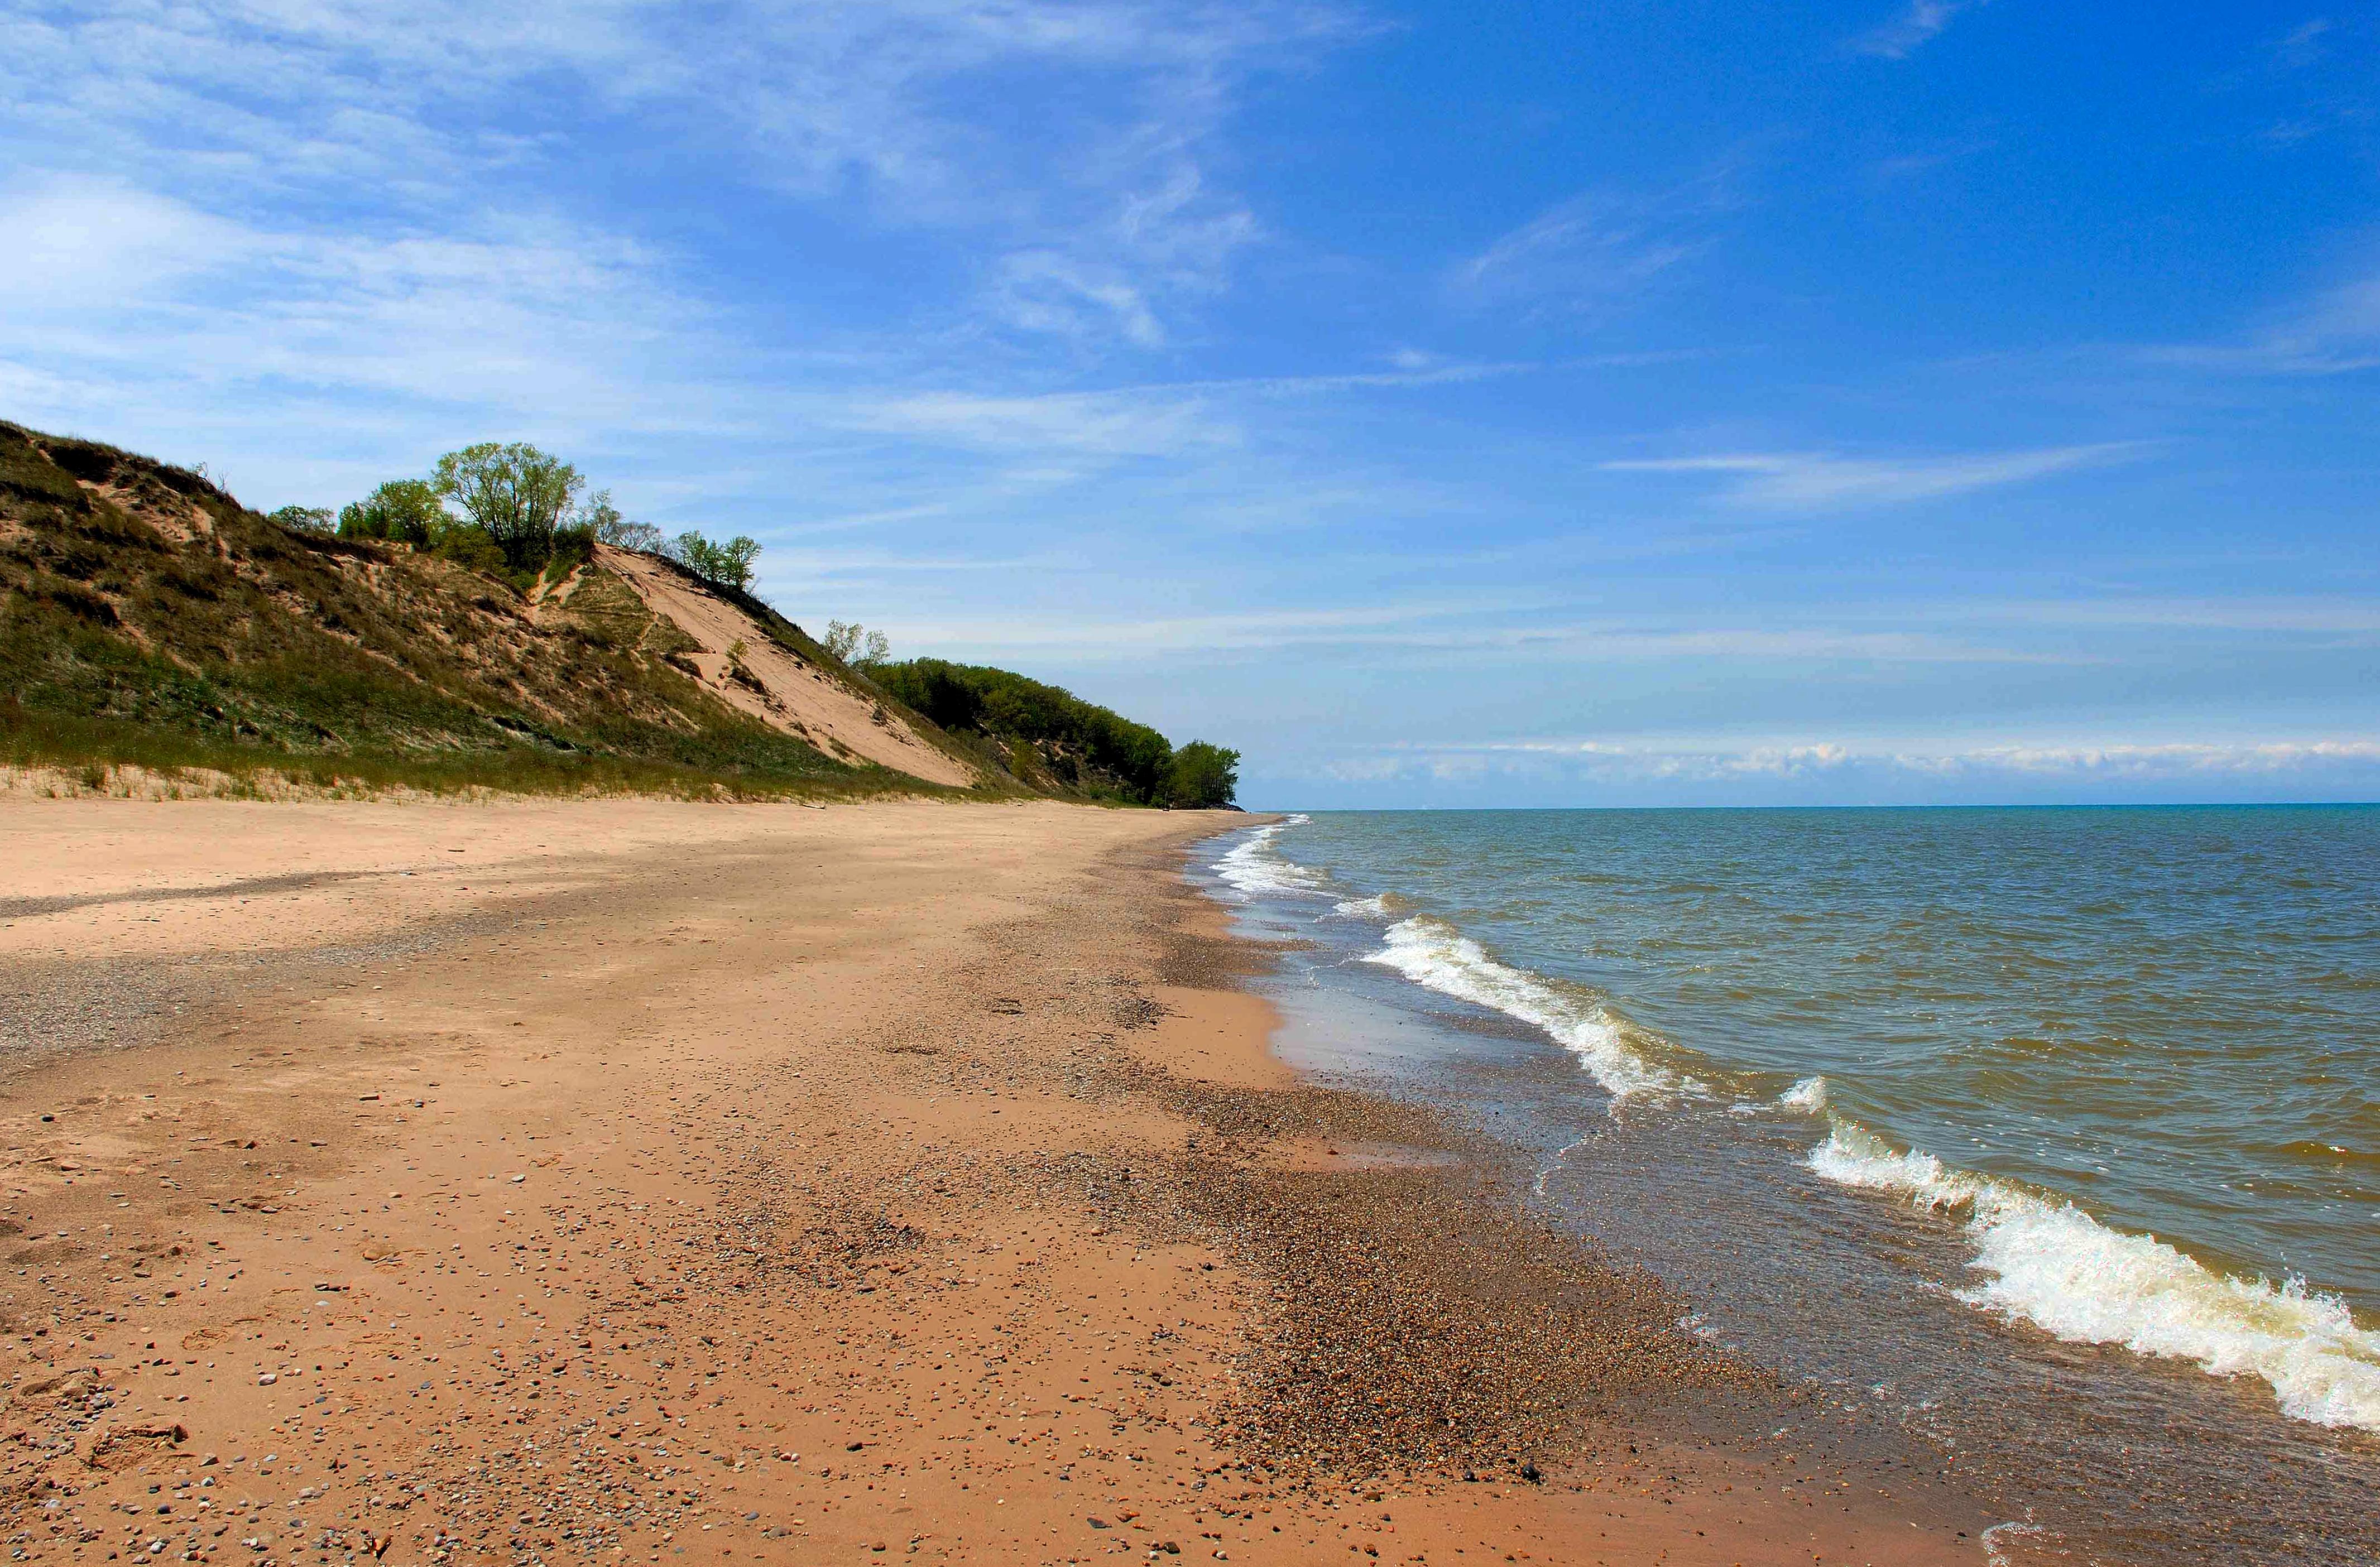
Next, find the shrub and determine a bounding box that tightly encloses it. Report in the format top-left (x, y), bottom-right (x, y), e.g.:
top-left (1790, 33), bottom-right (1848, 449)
top-left (269, 504), bottom-right (335, 535)
top-left (434, 525), bottom-right (508, 575)
top-left (549, 523), bottom-right (597, 572)
top-left (338, 479), bottom-right (447, 545)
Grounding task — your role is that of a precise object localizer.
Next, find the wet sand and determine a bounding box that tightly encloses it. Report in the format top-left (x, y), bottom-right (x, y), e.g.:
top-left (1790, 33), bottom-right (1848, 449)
top-left (0, 798), bottom-right (1995, 1564)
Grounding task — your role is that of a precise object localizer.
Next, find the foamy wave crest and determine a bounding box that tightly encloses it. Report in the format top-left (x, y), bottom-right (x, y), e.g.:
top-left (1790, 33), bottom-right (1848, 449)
top-left (1211, 816), bottom-right (1330, 898)
top-left (1779, 1076), bottom-right (1830, 1113)
top-left (1811, 1120), bottom-right (2380, 1432)
top-left (1331, 891), bottom-right (1412, 919)
top-left (1363, 916), bottom-right (1697, 1102)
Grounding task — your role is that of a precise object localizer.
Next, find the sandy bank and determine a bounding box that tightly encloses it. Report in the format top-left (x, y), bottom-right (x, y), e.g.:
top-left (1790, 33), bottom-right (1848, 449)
top-left (0, 798), bottom-right (1994, 1565)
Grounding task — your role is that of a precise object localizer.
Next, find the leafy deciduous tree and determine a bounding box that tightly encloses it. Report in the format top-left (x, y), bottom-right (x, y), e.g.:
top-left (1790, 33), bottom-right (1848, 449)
top-left (337, 480), bottom-right (448, 545)
top-left (824, 620), bottom-right (890, 667)
top-left (1165, 741), bottom-right (1239, 808)
top-left (430, 443), bottom-right (582, 570)
top-left (666, 530), bottom-right (760, 591)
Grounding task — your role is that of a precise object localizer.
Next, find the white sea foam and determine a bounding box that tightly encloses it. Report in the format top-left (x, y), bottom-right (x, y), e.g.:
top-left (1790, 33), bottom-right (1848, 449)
top-left (1779, 1075), bottom-right (1830, 1113)
top-left (1331, 892), bottom-right (1406, 919)
top-left (1211, 815), bottom-right (1329, 898)
top-left (1810, 1119), bottom-right (2380, 1433)
top-left (1979, 1521), bottom-right (2052, 1567)
top-left (1362, 916), bottom-right (1698, 1102)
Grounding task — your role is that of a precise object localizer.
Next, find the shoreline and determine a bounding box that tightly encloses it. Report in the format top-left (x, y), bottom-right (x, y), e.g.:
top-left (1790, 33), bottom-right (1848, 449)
top-left (0, 797), bottom-right (1988, 1564)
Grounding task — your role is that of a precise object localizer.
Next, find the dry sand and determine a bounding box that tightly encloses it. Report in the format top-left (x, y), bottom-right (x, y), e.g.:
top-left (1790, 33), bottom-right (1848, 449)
top-left (587, 548), bottom-right (973, 786)
top-left (0, 799), bottom-right (2000, 1565)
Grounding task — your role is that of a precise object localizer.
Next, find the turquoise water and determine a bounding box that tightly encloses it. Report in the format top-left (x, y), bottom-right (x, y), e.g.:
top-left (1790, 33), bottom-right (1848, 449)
top-left (1213, 806), bottom-right (2380, 1436)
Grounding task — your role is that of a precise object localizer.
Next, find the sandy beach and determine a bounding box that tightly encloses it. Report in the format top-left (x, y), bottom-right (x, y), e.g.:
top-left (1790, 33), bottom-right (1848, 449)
top-left (0, 799), bottom-right (1995, 1565)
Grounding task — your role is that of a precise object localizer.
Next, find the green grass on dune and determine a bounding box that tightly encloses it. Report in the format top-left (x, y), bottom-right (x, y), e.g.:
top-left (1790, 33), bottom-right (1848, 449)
top-left (0, 704), bottom-right (932, 801)
top-left (0, 421), bottom-right (977, 804)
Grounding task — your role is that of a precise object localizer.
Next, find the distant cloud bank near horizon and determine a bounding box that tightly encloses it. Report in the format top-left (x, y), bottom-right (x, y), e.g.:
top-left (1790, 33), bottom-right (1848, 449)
top-left (4, 2), bottom-right (2374, 806)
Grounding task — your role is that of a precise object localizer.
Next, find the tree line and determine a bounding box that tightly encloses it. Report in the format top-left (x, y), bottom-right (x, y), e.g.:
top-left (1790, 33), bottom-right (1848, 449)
top-left (869, 655), bottom-right (1238, 807)
top-left (270, 442), bottom-right (758, 592)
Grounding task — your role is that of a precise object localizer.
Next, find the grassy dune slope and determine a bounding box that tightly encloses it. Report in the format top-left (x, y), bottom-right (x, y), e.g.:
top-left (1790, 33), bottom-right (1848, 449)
top-left (0, 421), bottom-right (963, 800)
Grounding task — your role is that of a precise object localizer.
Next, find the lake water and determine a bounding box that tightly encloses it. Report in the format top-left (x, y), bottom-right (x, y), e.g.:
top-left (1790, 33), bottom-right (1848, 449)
top-left (1196, 806), bottom-right (2380, 1565)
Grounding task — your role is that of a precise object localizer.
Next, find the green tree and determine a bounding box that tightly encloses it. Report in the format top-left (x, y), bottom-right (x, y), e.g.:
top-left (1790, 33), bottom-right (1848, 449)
top-left (668, 530), bottom-right (761, 592)
top-left (824, 620), bottom-right (890, 668)
top-left (602, 518), bottom-right (663, 552)
top-left (430, 443), bottom-right (582, 571)
top-left (1165, 741), bottom-right (1239, 808)
top-left (576, 488), bottom-right (621, 538)
top-left (268, 504), bottom-right (335, 535)
top-left (337, 479), bottom-right (447, 545)
top-left (871, 658), bottom-right (1175, 802)
top-left (583, 489), bottom-right (663, 554)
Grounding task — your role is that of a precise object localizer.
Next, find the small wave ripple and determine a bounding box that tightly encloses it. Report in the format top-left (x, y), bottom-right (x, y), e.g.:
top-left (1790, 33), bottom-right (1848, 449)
top-left (1807, 1118), bottom-right (2380, 1433)
top-left (1362, 916), bottom-right (1699, 1102)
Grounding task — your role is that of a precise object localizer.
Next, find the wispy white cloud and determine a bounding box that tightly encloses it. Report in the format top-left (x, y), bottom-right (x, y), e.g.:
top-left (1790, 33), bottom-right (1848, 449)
top-left (835, 387), bottom-right (1240, 456)
top-left (992, 253), bottom-right (1173, 348)
top-left (0, 175), bottom-right (715, 438)
top-left (0, 0), bottom-right (1358, 393)
top-left (872, 602), bottom-right (2072, 666)
top-left (2267, 18), bottom-right (2336, 70)
top-left (1933, 597), bottom-right (2380, 636)
top-left (1452, 172), bottom-right (1736, 317)
top-left (2144, 262), bottom-right (2380, 375)
top-left (1341, 735), bottom-right (2380, 787)
top-left (889, 600), bottom-right (1527, 655)
top-left (0, 179), bottom-right (257, 311)
top-left (1849, 1), bottom-right (1981, 60)
top-left (1602, 443), bottom-right (2148, 508)
top-left (829, 357), bottom-right (1538, 461)
top-left (1870, 136), bottom-right (1996, 181)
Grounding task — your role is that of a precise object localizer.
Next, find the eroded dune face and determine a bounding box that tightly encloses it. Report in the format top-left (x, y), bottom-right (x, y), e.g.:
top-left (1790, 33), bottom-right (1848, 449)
top-left (590, 545), bottom-right (975, 787)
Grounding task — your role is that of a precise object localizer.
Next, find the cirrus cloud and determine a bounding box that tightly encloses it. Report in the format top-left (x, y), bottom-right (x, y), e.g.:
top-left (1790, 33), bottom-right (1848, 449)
top-left (1601, 442), bottom-right (2151, 509)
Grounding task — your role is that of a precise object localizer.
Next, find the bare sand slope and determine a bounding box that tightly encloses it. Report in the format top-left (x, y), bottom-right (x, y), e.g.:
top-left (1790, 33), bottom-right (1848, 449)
top-left (590, 547), bottom-right (974, 786)
top-left (0, 799), bottom-right (1997, 1566)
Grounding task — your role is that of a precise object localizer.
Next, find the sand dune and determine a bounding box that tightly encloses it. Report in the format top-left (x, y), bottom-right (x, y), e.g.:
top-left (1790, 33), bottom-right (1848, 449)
top-left (592, 547), bottom-right (975, 786)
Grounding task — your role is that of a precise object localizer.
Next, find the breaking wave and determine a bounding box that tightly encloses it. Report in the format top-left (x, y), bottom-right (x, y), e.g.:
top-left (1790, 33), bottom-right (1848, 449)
top-left (1362, 916), bottom-right (1699, 1102)
top-left (1211, 815), bottom-right (1330, 897)
top-left (1810, 1119), bottom-right (2380, 1433)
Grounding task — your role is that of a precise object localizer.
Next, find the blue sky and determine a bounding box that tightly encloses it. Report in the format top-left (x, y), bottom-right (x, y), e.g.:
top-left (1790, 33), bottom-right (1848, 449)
top-left (4, 2), bottom-right (2376, 807)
